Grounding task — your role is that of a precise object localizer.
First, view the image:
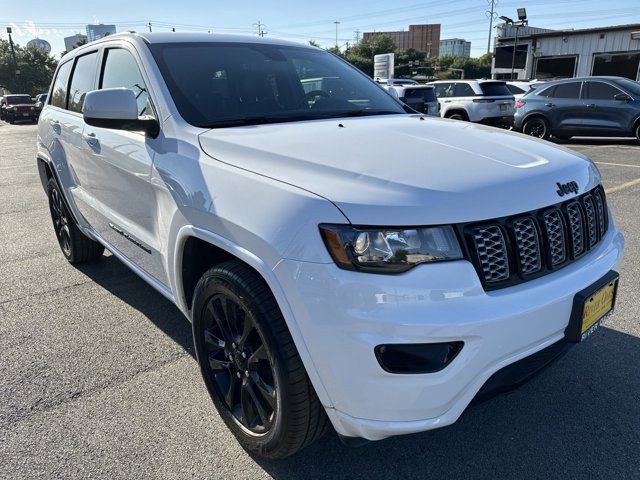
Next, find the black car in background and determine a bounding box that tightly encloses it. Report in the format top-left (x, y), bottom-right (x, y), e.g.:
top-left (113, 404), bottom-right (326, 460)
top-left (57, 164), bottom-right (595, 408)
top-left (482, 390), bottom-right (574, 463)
top-left (514, 76), bottom-right (640, 143)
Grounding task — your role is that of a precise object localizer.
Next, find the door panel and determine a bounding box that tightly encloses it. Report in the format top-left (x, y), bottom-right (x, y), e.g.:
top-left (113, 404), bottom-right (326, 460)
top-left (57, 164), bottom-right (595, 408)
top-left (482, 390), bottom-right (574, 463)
top-left (546, 81), bottom-right (584, 132)
top-left (582, 81), bottom-right (634, 134)
top-left (78, 46), bottom-right (167, 285)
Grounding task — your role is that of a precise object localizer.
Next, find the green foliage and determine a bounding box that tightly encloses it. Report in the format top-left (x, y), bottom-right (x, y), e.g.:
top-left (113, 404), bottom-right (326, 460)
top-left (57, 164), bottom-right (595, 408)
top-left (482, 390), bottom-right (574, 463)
top-left (0, 39), bottom-right (58, 95)
top-left (330, 36), bottom-right (492, 80)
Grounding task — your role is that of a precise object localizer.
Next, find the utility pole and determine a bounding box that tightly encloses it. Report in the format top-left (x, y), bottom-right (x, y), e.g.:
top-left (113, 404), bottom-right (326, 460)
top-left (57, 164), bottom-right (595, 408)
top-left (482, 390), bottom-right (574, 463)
top-left (334, 21), bottom-right (340, 49)
top-left (254, 21), bottom-right (266, 37)
top-left (354, 29), bottom-right (361, 43)
top-left (6, 27), bottom-right (18, 91)
top-left (486, 0), bottom-right (497, 54)
top-left (148, 22), bottom-right (153, 32)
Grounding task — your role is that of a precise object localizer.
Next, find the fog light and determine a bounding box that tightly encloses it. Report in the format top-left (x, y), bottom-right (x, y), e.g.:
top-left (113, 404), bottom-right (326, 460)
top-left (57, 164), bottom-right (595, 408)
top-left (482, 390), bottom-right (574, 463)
top-left (375, 342), bottom-right (463, 374)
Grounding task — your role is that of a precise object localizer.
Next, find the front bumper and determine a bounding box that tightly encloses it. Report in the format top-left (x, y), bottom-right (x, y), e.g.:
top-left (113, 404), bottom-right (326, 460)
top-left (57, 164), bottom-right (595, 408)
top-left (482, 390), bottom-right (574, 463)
top-left (273, 220), bottom-right (624, 441)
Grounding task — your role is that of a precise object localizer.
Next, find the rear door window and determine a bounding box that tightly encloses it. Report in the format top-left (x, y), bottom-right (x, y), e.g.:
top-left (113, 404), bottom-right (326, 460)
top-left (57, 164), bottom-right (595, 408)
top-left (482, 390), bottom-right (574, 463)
top-left (68, 52), bottom-right (99, 113)
top-left (453, 83), bottom-right (475, 97)
top-left (549, 82), bottom-right (582, 99)
top-left (479, 82), bottom-right (512, 96)
top-left (584, 81), bottom-right (621, 100)
top-left (507, 84), bottom-right (525, 94)
top-left (50, 61), bottom-right (73, 109)
top-left (404, 87), bottom-right (437, 103)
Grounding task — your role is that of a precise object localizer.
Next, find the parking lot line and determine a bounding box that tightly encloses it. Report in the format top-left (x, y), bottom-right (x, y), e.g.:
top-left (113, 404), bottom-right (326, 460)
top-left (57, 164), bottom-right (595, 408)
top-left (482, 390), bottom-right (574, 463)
top-left (605, 177), bottom-right (640, 194)
top-left (595, 162), bottom-right (640, 169)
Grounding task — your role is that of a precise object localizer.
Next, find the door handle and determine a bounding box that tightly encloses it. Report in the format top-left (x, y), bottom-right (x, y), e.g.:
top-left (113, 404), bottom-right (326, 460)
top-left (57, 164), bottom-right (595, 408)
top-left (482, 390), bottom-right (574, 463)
top-left (83, 132), bottom-right (99, 147)
top-left (586, 104), bottom-right (596, 108)
top-left (545, 102), bottom-right (555, 107)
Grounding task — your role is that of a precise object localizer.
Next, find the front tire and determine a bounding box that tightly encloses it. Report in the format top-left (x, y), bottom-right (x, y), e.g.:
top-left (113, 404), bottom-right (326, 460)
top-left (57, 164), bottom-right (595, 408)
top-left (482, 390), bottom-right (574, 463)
top-left (192, 261), bottom-right (329, 459)
top-left (522, 116), bottom-right (550, 140)
top-left (635, 123), bottom-right (640, 145)
top-left (47, 178), bottom-right (104, 263)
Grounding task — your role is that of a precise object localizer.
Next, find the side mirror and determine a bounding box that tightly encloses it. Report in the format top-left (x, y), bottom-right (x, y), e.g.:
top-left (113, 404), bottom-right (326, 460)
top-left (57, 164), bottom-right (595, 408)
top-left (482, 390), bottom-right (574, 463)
top-left (83, 88), bottom-right (159, 138)
top-left (614, 93), bottom-right (632, 102)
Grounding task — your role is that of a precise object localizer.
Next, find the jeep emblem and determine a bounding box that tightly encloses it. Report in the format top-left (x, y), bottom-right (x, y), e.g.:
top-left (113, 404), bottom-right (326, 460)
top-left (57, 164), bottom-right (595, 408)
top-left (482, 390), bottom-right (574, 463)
top-left (556, 181), bottom-right (579, 197)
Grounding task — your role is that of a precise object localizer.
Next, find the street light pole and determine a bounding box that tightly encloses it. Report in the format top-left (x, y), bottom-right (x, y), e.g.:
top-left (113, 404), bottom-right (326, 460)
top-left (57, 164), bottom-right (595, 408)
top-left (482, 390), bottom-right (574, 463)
top-left (510, 25), bottom-right (520, 81)
top-left (334, 21), bottom-right (340, 49)
top-left (6, 27), bottom-right (19, 92)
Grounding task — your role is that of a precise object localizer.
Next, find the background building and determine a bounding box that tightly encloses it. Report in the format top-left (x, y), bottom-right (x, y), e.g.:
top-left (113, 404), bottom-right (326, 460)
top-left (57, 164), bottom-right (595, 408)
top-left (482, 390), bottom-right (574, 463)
top-left (86, 24), bottom-right (116, 42)
top-left (439, 38), bottom-right (471, 57)
top-left (64, 34), bottom-right (88, 52)
top-left (492, 23), bottom-right (640, 81)
top-left (363, 24), bottom-right (441, 57)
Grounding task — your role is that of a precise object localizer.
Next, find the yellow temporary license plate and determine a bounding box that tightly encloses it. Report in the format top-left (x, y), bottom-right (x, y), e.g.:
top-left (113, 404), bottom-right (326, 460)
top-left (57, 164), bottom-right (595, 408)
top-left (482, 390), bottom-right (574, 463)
top-left (581, 279), bottom-right (617, 340)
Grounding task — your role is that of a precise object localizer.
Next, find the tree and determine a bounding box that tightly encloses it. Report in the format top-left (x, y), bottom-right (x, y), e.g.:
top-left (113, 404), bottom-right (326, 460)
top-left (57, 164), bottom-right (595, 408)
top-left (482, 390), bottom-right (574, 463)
top-left (340, 34), bottom-right (397, 76)
top-left (0, 40), bottom-right (58, 95)
top-left (308, 40), bottom-right (320, 48)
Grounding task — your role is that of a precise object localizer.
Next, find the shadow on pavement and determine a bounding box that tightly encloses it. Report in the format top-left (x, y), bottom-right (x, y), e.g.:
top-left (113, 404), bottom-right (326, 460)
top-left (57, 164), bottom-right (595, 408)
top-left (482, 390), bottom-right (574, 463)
top-left (76, 254), bottom-right (639, 479)
top-left (74, 253), bottom-right (195, 358)
top-left (557, 137), bottom-right (638, 147)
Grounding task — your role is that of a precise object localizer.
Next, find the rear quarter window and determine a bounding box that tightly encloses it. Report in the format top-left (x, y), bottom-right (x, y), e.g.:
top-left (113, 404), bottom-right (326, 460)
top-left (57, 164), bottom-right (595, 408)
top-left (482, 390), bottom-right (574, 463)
top-left (50, 61), bottom-right (73, 108)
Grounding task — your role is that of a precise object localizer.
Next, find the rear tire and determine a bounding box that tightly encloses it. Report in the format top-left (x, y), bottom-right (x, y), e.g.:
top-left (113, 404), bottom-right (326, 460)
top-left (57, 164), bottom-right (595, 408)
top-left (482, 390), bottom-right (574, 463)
top-left (192, 260), bottom-right (329, 459)
top-left (447, 111), bottom-right (468, 121)
top-left (47, 178), bottom-right (104, 263)
top-left (522, 116), bottom-right (550, 140)
top-left (634, 123), bottom-right (640, 145)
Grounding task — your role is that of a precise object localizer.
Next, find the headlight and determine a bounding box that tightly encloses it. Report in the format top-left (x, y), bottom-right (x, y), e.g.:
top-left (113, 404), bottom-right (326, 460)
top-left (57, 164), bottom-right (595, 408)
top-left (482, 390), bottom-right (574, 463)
top-left (319, 224), bottom-right (463, 273)
top-left (12, 106), bottom-right (18, 111)
top-left (30, 106), bottom-right (35, 110)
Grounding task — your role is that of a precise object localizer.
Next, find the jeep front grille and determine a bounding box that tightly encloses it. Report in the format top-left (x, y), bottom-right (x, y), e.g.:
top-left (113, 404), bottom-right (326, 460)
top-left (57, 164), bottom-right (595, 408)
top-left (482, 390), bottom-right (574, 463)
top-left (464, 185), bottom-right (608, 290)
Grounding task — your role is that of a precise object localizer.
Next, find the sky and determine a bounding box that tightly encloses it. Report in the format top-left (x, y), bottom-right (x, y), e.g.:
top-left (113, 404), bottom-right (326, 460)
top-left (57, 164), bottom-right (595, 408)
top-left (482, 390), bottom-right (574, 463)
top-left (1, 0), bottom-right (639, 58)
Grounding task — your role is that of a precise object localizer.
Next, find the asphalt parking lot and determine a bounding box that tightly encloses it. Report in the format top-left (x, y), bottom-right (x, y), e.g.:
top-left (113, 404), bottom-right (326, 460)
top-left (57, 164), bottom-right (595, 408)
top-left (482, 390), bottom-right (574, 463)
top-left (1, 122), bottom-right (639, 480)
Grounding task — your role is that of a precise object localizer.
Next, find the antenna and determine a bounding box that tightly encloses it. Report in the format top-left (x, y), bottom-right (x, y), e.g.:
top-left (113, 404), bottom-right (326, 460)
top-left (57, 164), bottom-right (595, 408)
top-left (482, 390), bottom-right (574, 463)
top-left (253, 21), bottom-right (267, 37)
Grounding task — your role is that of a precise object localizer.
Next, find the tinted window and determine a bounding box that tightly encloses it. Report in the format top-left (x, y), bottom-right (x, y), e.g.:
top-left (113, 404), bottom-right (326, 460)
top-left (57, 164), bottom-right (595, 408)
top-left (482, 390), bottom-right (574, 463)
top-left (434, 83), bottom-right (454, 97)
top-left (150, 43), bottom-right (405, 127)
top-left (507, 84), bottom-right (525, 94)
top-left (51, 61), bottom-right (73, 108)
top-left (101, 48), bottom-right (151, 116)
top-left (454, 83), bottom-right (475, 97)
top-left (585, 82), bottom-right (621, 100)
top-left (404, 87), bottom-right (436, 103)
top-left (68, 52), bottom-right (99, 113)
top-left (479, 82), bottom-right (512, 96)
top-left (549, 82), bottom-right (581, 99)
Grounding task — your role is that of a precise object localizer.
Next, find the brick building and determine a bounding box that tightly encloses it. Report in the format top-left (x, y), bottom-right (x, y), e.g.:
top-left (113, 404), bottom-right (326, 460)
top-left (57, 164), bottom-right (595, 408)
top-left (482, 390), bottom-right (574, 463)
top-left (363, 24), bottom-right (441, 57)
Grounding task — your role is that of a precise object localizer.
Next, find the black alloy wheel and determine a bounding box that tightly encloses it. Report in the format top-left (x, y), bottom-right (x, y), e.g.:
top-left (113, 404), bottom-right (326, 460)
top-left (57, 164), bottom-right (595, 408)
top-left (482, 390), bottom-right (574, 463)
top-left (200, 291), bottom-right (277, 435)
top-left (49, 184), bottom-right (72, 257)
top-left (523, 117), bottom-right (550, 139)
top-left (46, 178), bottom-right (104, 263)
top-left (192, 261), bottom-right (329, 459)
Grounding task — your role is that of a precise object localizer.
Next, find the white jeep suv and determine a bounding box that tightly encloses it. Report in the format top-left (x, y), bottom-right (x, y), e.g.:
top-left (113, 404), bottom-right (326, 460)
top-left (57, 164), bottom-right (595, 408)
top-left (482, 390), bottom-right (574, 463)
top-left (429, 79), bottom-right (516, 127)
top-left (37, 33), bottom-right (623, 459)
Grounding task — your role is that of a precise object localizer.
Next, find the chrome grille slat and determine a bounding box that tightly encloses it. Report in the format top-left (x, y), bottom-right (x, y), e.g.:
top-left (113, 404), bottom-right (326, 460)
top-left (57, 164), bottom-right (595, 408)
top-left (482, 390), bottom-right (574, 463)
top-left (565, 201), bottom-right (585, 257)
top-left (513, 217), bottom-right (542, 275)
top-left (472, 225), bottom-right (509, 283)
top-left (542, 209), bottom-right (566, 266)
top-left (466, 186), bottom-right (607, 289)
top-left (582, 195), bottom-right (598, 247)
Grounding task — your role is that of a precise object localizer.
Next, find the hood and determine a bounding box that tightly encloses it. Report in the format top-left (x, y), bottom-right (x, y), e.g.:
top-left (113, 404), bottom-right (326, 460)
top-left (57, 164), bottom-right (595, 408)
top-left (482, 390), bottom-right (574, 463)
top-left (198, 115), bottom-right (600, 225)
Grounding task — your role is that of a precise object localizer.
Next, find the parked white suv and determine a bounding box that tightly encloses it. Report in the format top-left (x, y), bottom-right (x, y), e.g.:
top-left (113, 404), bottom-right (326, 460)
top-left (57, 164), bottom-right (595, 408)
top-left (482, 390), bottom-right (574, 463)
top-left (429, 79), bottom-right (516, 127)
top-left (37, 33), bottom-right (624, 459)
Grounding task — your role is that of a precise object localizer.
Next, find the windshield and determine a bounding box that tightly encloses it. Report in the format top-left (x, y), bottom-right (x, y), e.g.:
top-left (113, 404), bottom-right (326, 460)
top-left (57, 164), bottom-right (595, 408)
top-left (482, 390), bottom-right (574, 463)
top-left (615, 78), bottom-right (640, 96)
top-left (149, 42), bottom-right (406, 128)
top-left (6, 95), bottom-right (33, 105)
top-left (479, 82), bottom-right (512, 97)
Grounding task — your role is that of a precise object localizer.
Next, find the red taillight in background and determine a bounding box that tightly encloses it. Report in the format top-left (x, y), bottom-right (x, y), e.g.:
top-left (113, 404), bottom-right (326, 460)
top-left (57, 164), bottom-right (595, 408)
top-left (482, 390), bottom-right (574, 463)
top-left (515, 101), bottom-right (526, 109)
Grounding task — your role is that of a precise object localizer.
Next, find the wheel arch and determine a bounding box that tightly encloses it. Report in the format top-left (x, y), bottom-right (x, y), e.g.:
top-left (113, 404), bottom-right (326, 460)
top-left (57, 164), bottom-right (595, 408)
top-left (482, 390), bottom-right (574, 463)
top-left (172, 225), bottom-right (335, 408)
top-left (444, 109), bottom-right (469, 120)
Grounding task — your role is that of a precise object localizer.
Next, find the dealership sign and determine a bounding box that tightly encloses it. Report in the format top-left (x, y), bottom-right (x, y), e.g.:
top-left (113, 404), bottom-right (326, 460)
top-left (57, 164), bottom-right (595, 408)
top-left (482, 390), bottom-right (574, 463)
top-left (374, 53), bottom-right (395, 80)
